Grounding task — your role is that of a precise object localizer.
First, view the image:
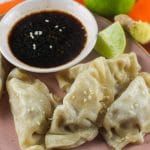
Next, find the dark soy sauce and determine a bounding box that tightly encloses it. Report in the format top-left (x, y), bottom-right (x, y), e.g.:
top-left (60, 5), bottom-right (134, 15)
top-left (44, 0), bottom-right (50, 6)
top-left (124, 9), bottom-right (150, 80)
top-left (8, 11), bottom-right (87, 68)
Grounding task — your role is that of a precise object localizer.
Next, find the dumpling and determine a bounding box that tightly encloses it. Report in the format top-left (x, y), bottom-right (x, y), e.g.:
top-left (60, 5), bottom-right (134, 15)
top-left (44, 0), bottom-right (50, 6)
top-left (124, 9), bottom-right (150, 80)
top-left (45, 53), bottom-right (141, 149)
top-left (46, 66), bottom-right (101, 149)
top-left (7, 68), bottom-right (58, 150)
top-left (56, 53), bottom-right (141, 92)
top-left (101, 75), bottom-right (150, 150)
top-left (0, 54), bottom-right (11, 98)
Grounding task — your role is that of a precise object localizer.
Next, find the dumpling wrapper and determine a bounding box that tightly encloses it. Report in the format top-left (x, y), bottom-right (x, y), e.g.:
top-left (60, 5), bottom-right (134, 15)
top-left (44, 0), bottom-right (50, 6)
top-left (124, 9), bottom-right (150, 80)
top-left (101, 75), bottom-right (150, 150)
top-left (7, 68), bottom-right (58, 150)
top-left (56, 53), bottom-right (141, 92)
top-left (45, 53), bottom-right (141, 149)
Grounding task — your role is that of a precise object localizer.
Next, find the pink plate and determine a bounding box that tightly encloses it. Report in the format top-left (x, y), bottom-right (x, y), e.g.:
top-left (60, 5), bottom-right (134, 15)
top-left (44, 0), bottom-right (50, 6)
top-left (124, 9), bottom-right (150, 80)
top-left (0, 15), bottom-right (150, 150)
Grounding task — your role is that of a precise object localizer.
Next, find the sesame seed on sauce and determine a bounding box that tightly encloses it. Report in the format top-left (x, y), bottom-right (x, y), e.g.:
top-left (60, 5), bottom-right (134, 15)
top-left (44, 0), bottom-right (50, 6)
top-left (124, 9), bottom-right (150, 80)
top-left (34, 31), bottom-right (43, 36)
top-left (59, 29), bottom-right (63, 32)
top-left (32, 43), bottom-right (36, 50)
top-left (34, 31), bottom-right (39, 35)
top-left (45, 19), bottom-right (50, 23)
top-left (29, 32), bottom-right (34, 39)
top-left (49, 45), bottom-right (53, 49)
top-left (55, 25), bottom-right (59, 28)
top-left (38, 31), bottom-right (43, 35)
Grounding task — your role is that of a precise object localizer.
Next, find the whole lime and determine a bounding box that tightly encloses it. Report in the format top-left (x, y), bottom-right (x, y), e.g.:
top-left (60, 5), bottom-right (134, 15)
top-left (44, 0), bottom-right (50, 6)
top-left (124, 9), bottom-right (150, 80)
top-left (84, 0), bottom-right (136, 17)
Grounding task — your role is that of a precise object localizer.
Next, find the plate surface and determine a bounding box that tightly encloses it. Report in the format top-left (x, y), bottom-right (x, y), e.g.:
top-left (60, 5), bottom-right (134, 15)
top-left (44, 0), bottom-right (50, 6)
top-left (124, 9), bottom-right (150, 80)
top-left (0, 15), bottom-right (150, 150)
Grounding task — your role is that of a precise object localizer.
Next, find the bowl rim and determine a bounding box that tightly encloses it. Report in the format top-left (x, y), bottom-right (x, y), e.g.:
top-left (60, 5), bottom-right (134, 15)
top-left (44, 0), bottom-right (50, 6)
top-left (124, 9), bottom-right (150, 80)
top-left (0, 0), bottom-right (98, 73)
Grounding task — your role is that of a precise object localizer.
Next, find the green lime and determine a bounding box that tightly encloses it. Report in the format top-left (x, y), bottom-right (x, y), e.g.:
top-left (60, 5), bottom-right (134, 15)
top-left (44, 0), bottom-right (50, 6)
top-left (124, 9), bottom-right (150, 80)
top-left (84, 0), bottom-right (136, 17)
top-left (94, 22), bottom-right (126, 58)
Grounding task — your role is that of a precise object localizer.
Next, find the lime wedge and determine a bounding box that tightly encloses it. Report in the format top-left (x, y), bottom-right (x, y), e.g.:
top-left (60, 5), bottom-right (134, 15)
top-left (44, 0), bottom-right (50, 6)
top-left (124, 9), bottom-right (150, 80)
top-left (94, 22), bottom-right (126, 58)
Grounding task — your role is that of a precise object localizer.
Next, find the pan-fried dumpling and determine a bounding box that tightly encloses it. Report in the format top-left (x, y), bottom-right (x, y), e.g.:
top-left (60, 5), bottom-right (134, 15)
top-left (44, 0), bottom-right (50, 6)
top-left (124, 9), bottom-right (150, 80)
top-left (7, 68), bottom-right (58, 150)
top-left (101, 76), bottom-right (150, 150)
top-left (0, 53), bottom-right (11, 98)
top-left (45, 53), bottom-right (141, 149)
top-left (56, 53), bottom-right (140, 92)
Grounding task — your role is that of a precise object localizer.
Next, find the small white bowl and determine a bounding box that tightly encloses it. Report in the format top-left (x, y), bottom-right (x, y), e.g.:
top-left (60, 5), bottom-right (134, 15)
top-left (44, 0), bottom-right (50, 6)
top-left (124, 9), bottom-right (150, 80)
top-left (0, 0), bottom-right (98, 73)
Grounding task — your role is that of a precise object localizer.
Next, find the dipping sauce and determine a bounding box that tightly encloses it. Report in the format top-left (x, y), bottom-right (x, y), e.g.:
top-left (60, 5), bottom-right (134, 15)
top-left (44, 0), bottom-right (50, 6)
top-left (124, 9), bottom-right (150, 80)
top-left (8, 11), bottom-right (87, 68)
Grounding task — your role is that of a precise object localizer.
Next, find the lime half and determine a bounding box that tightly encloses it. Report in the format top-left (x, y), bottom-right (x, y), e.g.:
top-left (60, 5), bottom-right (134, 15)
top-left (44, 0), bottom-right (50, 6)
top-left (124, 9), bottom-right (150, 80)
top-left (94, 22), bottom-right (126, 58)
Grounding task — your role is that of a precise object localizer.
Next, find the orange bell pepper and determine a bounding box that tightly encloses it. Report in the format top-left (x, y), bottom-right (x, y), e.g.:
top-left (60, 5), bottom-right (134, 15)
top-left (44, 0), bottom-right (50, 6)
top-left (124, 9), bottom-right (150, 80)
top-left (128, 0), bottom-right (150, 23)
top-left (0, 0), bottom-right (24, 15)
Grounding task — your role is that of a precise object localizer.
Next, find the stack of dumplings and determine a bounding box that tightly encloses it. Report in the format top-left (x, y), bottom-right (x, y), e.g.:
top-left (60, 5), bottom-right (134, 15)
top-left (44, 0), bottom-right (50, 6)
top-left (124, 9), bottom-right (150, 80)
top-left (4, 53), bottom-right (150, 150)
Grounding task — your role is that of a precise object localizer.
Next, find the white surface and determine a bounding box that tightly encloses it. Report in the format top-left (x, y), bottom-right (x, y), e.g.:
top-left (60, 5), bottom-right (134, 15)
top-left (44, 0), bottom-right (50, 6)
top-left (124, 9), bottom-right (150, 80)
top-left (0, 0), bottom-right (98, 73)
